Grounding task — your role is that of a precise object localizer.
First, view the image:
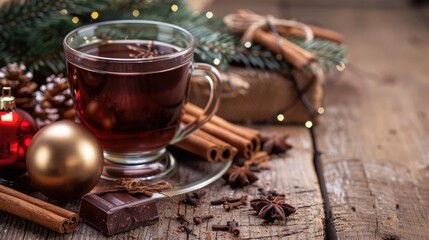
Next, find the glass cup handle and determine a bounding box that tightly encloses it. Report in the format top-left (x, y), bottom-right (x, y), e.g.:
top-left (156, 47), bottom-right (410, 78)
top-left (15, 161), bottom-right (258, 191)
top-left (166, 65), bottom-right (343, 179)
top-left (171, 63), bottom-right (221, 144)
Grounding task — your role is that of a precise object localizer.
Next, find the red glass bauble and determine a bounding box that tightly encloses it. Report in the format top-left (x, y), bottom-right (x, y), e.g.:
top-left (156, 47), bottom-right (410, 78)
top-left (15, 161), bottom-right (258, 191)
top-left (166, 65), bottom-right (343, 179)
top-left (0, 109), bottom-right (38, 177)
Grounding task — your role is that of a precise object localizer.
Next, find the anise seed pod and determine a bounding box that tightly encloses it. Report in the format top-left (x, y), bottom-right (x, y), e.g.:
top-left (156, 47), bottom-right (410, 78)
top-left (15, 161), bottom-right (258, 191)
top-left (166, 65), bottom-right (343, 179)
top-left (223, 165), bottom-right (259, 188)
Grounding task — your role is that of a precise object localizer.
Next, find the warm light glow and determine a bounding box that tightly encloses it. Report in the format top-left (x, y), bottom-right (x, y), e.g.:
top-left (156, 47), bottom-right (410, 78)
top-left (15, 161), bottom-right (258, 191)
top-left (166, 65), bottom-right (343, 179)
top-left (277, 114), bottom-right (285, 122)
top-left (72, 16), bottom-right (79, 24)
top-left (24, 137), bottom-right (32, 147)
top-left (34, 145), bottom-right (51, 169)
top-left (317, 107), bottom-right (325, 114)
top-left (20, 121), bottom-right (30, 129)
top-left (305, 121), bottom-right (313, 128)
top-left (60, 9), bottom-right (68, 15)
top-left (132, 10), bottom-right (140, 17)
top-left (171, 4), bottom-right (179, 12)
top-left (91, 11), bottom-right (99, 19)
top-left (244, 41), bottom-right (252, 48)
top-left (206, 11), bottom-right (214, 18)
top-left (336, 62), bottom-right (346, 71)
top-left (213, 58), bottom-right (221, 65)
top-left (78, 140), bottom-right (98, 168)
top-left (1, 112), bottom-right (14, 122)
top-left (18, 146), bottom-right (25, 157)
top-left (46, 124), bottom-right (73, 138)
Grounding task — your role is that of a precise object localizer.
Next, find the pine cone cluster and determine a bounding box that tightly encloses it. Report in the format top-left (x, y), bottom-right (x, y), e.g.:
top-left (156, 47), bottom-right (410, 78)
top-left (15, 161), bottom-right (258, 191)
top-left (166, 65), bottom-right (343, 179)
top-left (34, 74), bottom-right (76, 128)
top-left (0, 63), bottom-right (37, 114)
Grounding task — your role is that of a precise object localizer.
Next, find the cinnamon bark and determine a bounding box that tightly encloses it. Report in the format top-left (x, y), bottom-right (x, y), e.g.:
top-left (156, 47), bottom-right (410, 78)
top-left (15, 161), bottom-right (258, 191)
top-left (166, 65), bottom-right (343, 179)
top-left (194, 130), bottom-right (238, 162)
top-left (252, 28), bottom-right (315, 69)
top-left (174, 133), bottom-right (220, 162)
top-left (277, 25), bottom-right (344, 43)
top-left (185, 103), bottom-right (261, 152)
top-left (182, 113), bottom-right (253, 159)
top-left (0, 184), bottom-right (78, 233)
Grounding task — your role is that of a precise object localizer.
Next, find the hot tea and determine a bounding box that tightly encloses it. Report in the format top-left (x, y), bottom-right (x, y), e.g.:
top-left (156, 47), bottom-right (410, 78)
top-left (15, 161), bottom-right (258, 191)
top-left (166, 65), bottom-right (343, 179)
top-left (67, 40), bottom-right (192, 153)
top-left (64, 20), bottom-right (221, 180)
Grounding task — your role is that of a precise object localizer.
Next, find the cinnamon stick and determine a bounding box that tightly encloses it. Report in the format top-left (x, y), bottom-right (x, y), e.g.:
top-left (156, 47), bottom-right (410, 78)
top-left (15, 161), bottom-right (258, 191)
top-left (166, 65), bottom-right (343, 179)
top-left (252, 28), bottom-right (315, 69)
top-left (245, 151), bottom-right (270, 166)
top-left (277, 25), bottom-right (344, 43)
top-left (0, 184), bottom-right (78, 233)
top-left (234, 9), bottom-right (315, 69)
top-left (185, 103), bottom-right (261, 152)
top-left (174, 133), bottom-right (220, 162)
top-left (194, 130), bottom-right (238, 162)
top-left (182, 113), bottom-right (253, 159)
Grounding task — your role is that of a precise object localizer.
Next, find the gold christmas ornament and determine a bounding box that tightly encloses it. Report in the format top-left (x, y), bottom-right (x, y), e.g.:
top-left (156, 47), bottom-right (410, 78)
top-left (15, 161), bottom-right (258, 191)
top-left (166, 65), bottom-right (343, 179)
top-left (26, 120), bottom-right (103, 201)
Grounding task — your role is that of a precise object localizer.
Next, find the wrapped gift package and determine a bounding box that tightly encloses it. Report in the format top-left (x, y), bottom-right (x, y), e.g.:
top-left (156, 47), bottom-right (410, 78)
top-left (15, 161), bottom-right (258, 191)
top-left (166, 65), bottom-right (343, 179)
top-left (189, 66), bottom-right (324, 124)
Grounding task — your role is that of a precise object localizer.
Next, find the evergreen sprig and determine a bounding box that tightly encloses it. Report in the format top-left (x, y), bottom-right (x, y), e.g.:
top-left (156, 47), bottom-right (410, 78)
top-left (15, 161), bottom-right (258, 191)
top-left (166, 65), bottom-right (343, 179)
top-left (232, 36), bottom-right (348, 74)
top-left (0, 0), bottom-right (109, 72)
top-left (0, 0), bottom-right (235, 73)
top-left (0, 0), bottom-right (347, 76)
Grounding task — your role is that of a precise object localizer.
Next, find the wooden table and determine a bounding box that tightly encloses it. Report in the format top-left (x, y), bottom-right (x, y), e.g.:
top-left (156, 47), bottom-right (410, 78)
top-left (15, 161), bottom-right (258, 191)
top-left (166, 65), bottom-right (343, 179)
top-left (1, 4), bottom-right (429, 240)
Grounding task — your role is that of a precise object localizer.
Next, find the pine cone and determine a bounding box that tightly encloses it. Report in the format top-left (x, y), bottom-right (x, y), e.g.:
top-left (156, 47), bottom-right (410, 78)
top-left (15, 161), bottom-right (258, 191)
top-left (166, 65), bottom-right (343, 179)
top-left (0, 63), bottom-right (37, 114)
top-left (34, 74), bottom-right (76, 128)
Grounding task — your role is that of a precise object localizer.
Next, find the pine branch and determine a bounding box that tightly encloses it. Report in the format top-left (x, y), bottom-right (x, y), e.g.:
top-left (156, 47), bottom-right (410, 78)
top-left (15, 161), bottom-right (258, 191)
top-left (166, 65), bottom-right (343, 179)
top-left (0, 0), bottom-right (345, 76)
top-left (0, 0), bottom-right (109, 70)
top-left (232, 35), bottom-right (348, 74)
top-left (0, 0), bottom-right (235, 73)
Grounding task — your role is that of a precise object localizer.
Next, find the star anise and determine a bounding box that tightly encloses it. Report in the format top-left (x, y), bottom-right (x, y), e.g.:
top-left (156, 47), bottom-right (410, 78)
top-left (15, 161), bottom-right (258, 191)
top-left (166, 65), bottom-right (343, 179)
top-left (222, 165), bottom-right (259, 188)
top-left (262, 134), bottom-right (293, 154)
top-left (250, 196), bottom-right (296, 223)
top-left (258, 188), bottom-right (286, 200)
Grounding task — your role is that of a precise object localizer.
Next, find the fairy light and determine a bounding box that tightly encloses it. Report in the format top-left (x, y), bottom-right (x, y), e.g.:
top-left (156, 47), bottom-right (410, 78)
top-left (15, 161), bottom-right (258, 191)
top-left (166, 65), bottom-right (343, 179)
top-left (317, 107), bottom-right (325, 114)
top-left (72, 17), bottom-right (79, 24)
top-left (244, 41), bottom-right (252, 48)
top-left (132, 10), bottom-right (140, 17)
top-left (336, 62), bottom-right (346, 72)
top-left (206, 11), bottom-right (213, 19)
top-left (277, 114), bottom-right (285, 122)
top-left (213, 58), bottom-right (221, 65)
top-left (91, 11), bottom-right (99, 20)
top-left (171, 4), bottom-right (179, 12)
top-left (305, 121), bottom-right (313, 128)
top-left (59, 9), bottom-right (68, 15)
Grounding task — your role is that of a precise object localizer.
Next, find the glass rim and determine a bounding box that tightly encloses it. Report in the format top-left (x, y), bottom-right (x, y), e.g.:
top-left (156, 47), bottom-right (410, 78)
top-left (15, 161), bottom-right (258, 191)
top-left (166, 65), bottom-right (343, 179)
top-left (63, 19), bottom-right (195, 63)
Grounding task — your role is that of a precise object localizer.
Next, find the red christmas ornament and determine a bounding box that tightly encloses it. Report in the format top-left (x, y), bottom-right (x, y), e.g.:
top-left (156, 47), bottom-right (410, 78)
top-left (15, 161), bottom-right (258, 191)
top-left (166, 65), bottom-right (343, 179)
top-left (0, 87), bottom-right (38, 177)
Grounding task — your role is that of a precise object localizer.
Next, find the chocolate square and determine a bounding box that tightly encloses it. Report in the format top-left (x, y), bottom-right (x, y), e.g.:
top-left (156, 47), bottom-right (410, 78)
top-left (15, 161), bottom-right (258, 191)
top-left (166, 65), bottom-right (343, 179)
top-left (80, 192), bottom-right (159, 236)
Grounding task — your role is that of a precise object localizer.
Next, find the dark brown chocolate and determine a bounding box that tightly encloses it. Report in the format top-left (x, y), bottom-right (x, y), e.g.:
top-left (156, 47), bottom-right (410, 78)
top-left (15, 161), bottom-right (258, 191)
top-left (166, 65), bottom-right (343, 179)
top-left (80, 192), bottom-right (159, 236)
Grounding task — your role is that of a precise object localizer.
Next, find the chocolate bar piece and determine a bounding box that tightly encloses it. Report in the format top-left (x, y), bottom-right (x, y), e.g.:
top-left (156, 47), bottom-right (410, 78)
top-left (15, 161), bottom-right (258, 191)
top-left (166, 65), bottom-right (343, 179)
top-left (80, 192), bottom-right (159, 236)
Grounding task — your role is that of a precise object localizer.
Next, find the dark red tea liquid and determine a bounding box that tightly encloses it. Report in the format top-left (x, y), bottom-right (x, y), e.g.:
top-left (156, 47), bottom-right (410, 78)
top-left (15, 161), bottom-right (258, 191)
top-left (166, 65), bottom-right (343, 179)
top-left (67, 40), bottom-right (192, 153)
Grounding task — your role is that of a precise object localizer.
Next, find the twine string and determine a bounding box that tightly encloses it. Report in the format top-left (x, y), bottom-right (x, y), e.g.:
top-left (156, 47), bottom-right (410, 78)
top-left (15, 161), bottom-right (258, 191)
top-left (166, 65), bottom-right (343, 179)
top-left (224, 10), bottom-right (325, 120)
top-left (223, 10), bottom-right (314, 45)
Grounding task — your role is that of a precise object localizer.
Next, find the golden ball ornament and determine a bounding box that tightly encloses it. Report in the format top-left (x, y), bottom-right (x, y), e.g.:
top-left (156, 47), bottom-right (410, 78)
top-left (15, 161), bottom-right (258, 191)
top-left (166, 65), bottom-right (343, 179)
top-left (26, 120), bottom-right (103, 201)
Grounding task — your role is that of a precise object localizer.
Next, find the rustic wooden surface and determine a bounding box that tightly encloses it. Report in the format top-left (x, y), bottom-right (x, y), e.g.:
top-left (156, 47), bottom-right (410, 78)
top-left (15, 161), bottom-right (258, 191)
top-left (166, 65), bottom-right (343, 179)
top-left (2, 2), bottom-right (429, 240)
top-left (286, 6), bottom-right (429, 240)
top-left (0, 126), bottom-right (324, 239)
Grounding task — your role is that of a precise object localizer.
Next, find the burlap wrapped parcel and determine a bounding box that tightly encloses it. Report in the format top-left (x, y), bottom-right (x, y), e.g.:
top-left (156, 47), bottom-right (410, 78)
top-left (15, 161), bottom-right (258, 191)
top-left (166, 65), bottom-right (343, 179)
top-left (189, 66), bottom-right (324, 124)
